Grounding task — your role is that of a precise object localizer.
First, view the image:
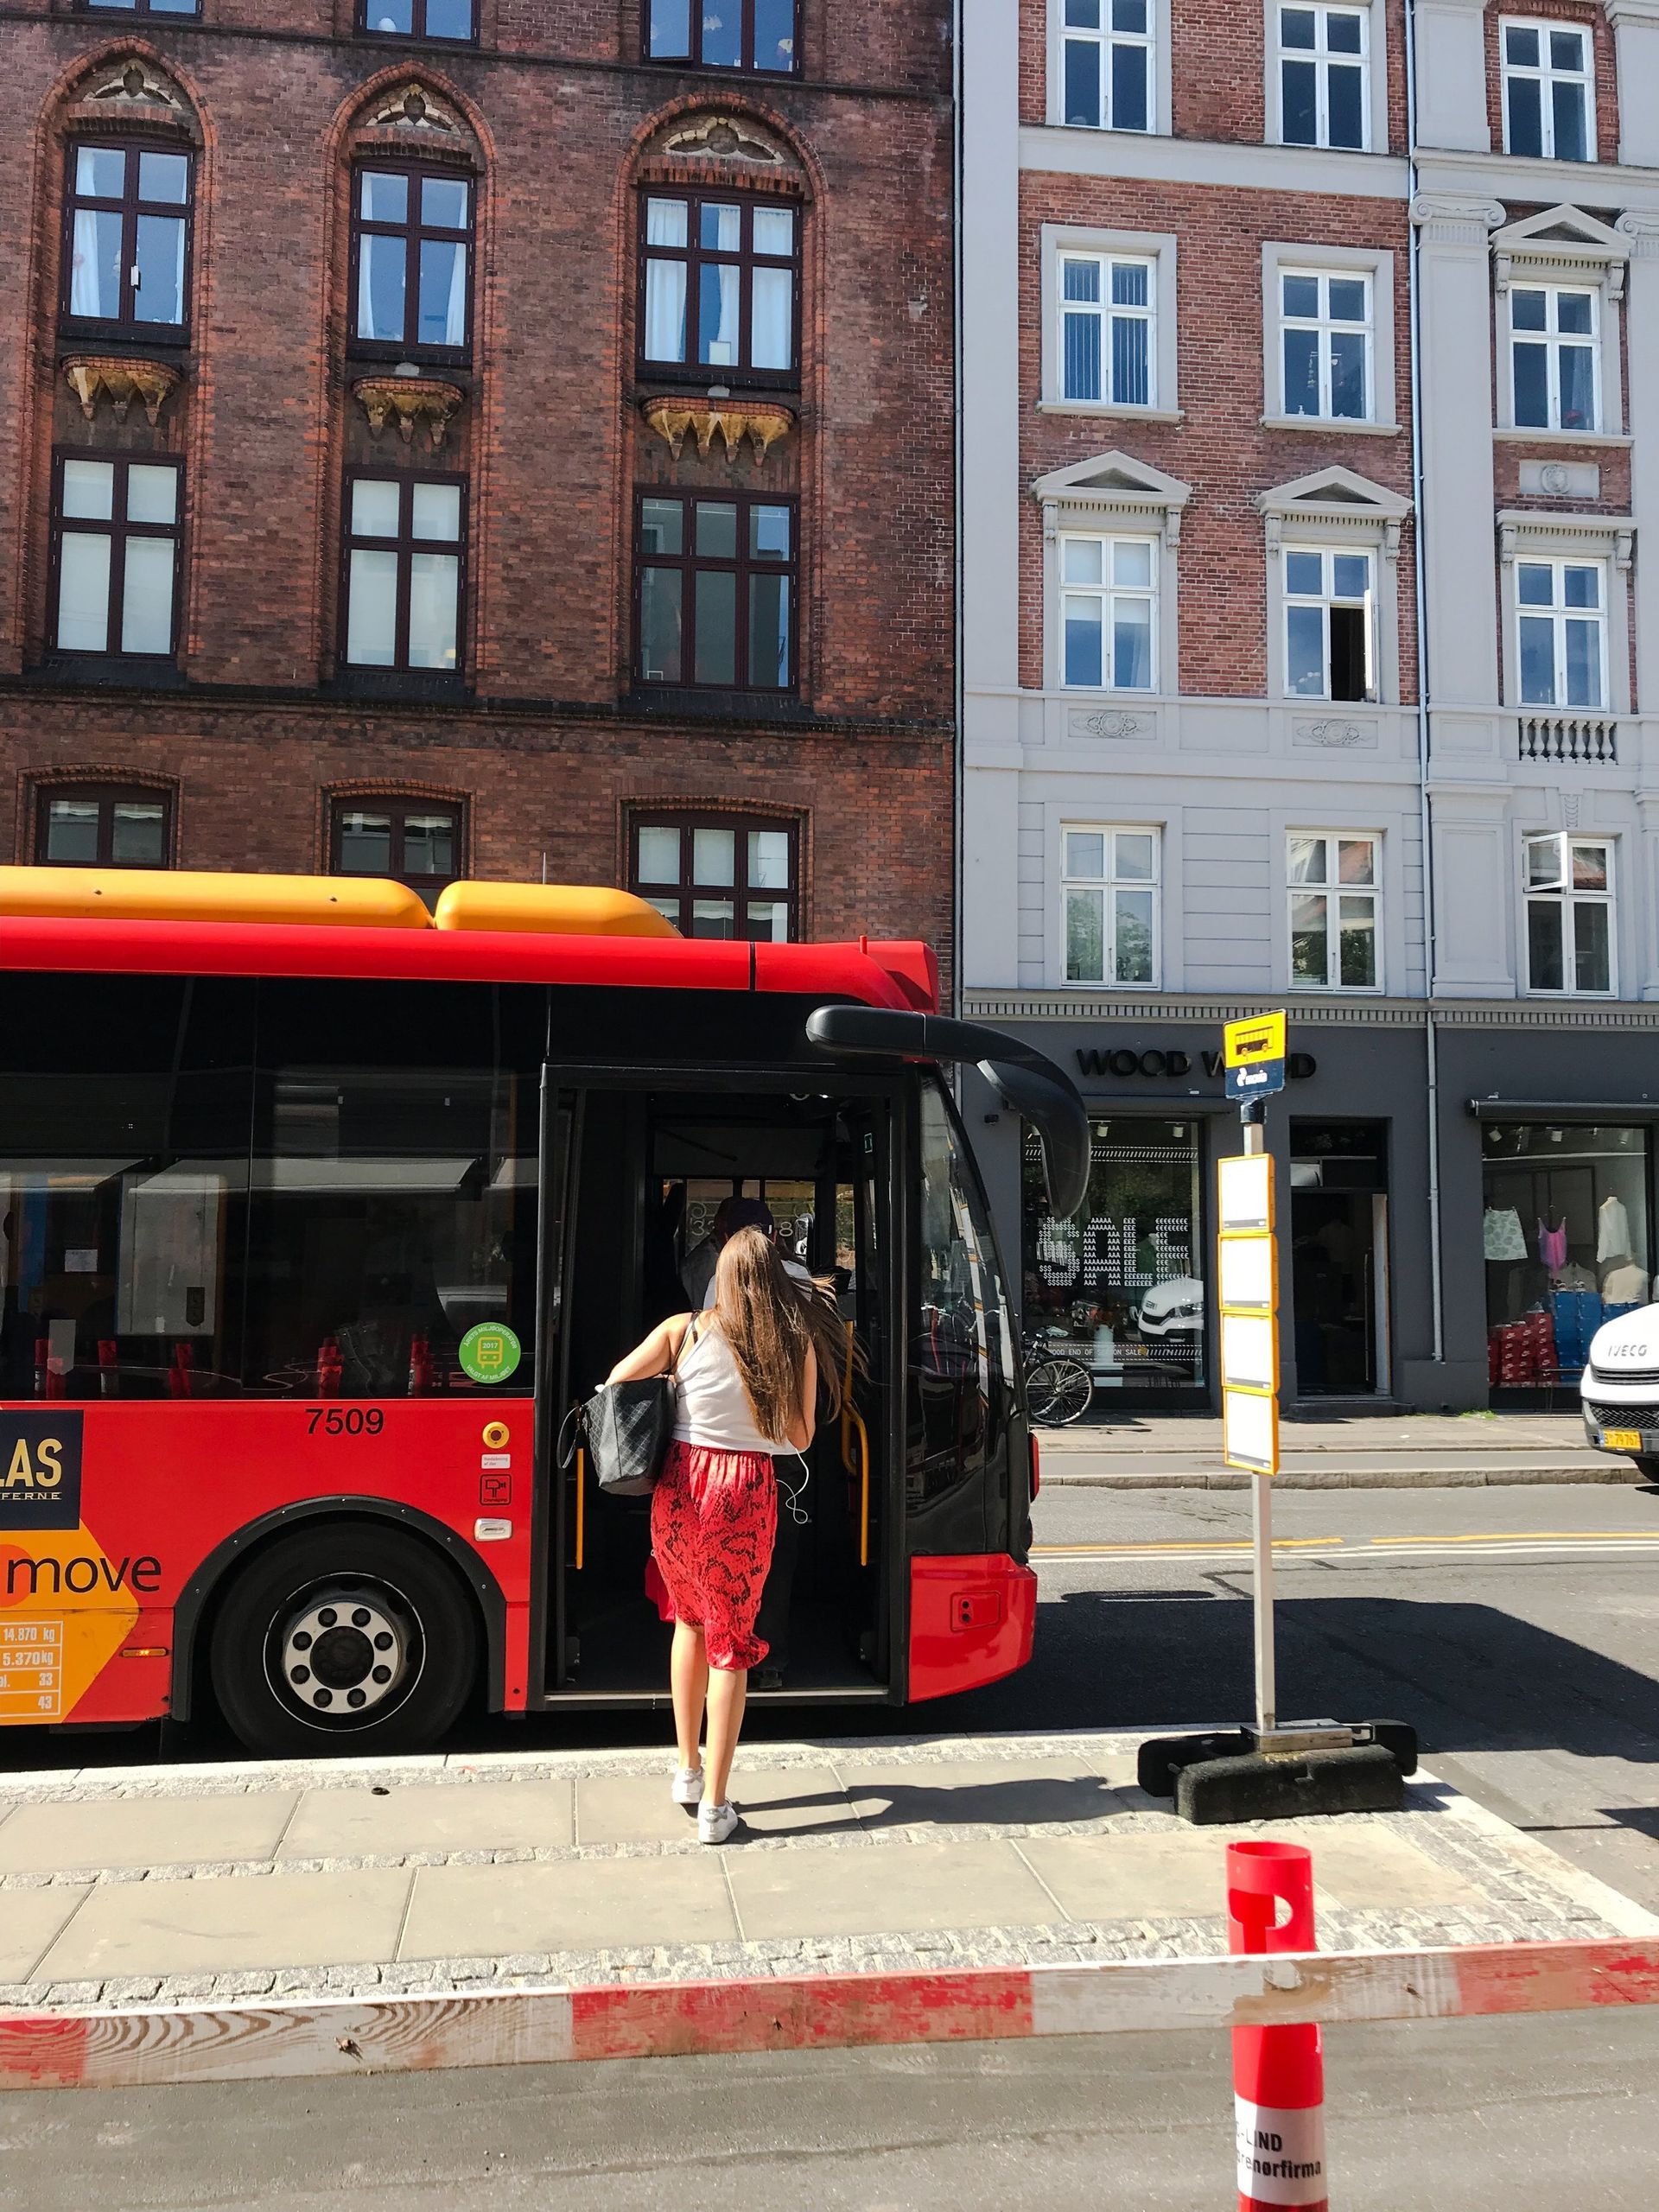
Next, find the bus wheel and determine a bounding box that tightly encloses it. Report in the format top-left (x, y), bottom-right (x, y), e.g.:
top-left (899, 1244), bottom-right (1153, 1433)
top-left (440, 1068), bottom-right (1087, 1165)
top-left (209, 1525), bottom-right (477, 1758)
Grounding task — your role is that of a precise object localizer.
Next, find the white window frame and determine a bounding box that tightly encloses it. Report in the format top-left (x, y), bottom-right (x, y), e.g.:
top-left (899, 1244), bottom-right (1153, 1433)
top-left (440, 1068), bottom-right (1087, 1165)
top-left (1034, 450), bottom-right (1191, 694)
top-left (1522, 831), bottom-right (1616, 997)
top-left (1500, 16), bottom-right (1596, 163)
top-left (1513, 555), bottom-right (1609, 709)
top-left (1281, 543), bottom-right (1377, 702)
top-left (1058, 531), bottom-right (1160, 693)
top-left (1261, 242), bottom-right (1397, 430)
top-left (1508, 280), bottom-right (1601, 433)
top-left (1287, 830), bottom-right (1383, 993)
top-left (1057, 251), bottom-right (1155, 409)
top-left (1060, 823), bottom-right (1162, 988)
top-left (1268, 0), bottom-right (1375, 152)
top-left (1278, 265), bottom-right (1374, 422)
top-left (1491, 210), bottom-right (1628, 440)
top-left (1052, 0), bottom-right (1171, 136)
top-left (1041, 226), bottom-right (1180, 421)
top-left (1258, 466), bottom-right (1408, 706)
top-left (1498, 513), bottom-right (1633, 715)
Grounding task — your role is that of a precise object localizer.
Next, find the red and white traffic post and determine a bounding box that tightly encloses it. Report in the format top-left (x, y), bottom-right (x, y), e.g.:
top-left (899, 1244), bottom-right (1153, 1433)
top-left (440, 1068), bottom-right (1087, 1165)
top-left (1230, 1840), bottom-right (1327, 2211)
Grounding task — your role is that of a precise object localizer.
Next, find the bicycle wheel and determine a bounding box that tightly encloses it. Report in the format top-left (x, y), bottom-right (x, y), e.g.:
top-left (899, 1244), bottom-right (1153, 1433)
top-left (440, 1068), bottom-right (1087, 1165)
top-left (1028, 1357), bottom-right (1092, 1427)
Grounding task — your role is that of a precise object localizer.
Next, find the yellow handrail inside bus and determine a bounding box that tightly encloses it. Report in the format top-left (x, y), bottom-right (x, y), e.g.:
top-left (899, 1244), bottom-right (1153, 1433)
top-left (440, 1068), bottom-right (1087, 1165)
top-left (575, 1446), bottom-right (586, 1571)
top-left (0, 866), bottom-right (433, 929)
top-left (850, 1405), bottom-right (871, 1567)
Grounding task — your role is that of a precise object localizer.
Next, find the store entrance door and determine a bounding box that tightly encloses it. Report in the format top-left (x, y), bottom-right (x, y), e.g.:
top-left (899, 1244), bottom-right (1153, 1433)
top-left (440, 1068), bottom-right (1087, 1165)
top-left (1290, 1122), bottom-right (1390, 1397)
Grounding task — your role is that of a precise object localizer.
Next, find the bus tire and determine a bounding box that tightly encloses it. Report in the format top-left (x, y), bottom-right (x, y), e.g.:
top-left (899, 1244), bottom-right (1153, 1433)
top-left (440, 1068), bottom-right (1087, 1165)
top-left (208, 1523), bottom-right (478, 1758)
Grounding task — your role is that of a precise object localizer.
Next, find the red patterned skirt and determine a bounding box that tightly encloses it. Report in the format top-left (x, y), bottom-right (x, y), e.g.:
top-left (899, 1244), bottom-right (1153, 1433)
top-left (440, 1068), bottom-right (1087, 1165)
top-left (650, 1441), bottom-right (778, 1672)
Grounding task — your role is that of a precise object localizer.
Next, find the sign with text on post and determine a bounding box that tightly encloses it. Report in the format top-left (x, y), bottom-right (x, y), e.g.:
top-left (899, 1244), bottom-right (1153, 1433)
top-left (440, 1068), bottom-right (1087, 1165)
top-left (1217, 1151), bottom-right (1280, 1476)
top-left (1223, 1008), bottom-right (1287, 1104)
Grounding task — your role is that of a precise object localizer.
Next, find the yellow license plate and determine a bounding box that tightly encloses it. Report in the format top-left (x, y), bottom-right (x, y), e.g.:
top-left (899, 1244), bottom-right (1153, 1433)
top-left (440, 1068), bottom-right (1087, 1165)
top-left (1601, 1429), bottom-right (1643, 1452)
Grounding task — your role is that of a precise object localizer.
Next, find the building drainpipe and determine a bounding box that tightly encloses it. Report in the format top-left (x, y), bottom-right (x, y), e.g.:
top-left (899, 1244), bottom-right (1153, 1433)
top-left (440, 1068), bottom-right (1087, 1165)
top-left (1404, 0), bottom-right (1446, 1373)
top-left (951, 0), bottom-right (966, 1021)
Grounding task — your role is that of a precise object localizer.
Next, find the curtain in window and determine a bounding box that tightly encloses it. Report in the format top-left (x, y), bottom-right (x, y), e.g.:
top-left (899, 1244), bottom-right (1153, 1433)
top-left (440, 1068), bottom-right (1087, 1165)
top-left (71, 210), bottom-right (111, 318)
top-left (645, 261), bottom-right (687, 361)
top-left (443, 241), bottom-right (468, 347)
top-left (751, 266), bottom-right (792, 372)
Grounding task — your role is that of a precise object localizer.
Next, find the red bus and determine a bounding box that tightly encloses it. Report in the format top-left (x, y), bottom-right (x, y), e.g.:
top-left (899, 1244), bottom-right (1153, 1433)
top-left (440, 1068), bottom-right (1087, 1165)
top-left (0, 871), bottom-right (1086, 1756)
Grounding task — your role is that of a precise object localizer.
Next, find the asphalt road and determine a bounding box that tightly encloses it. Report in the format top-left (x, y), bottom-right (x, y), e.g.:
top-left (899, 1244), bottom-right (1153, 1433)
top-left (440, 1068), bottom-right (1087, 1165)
top-left (5, 1480), bottom-right (1659, 2209)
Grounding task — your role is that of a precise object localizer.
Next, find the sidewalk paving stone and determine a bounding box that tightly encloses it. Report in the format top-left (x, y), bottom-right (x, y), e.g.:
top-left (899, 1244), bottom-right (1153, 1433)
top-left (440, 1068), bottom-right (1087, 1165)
top-left (1300, 1822), bottom-right (1490, 1912)
top-left (835, 1758), bottom-right (1124, 1831)
top-left (399, 1852), bottom-right (736, 1959)
top-left (576, 1769), bottom-right (857, 1845)
top-left (33, 1865), bottom-right (413, 1981)
top-left (279, 1778), bottom-right (574, 1861)
top-left (0, 1885), bottom-right (93, 1982)
top-left (726, 1837), bottom-right (1058, 1942)
top-left (0, 1789), bottom-right (301, 1878)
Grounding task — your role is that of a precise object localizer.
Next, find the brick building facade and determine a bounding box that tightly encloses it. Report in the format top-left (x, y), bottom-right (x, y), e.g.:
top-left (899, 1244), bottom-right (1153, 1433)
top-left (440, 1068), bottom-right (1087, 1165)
top-left (963, 0), bottom-right (1659, 1416)
top-left (0, 3), bottom-right (956, 966)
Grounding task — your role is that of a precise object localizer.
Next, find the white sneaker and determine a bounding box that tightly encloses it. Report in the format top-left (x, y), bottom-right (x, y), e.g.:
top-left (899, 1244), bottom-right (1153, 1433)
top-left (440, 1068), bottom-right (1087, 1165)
top-left (672, 1766), bottom-right (704, 1807)
top-left (698, 1800), bottom-right (740, 1845)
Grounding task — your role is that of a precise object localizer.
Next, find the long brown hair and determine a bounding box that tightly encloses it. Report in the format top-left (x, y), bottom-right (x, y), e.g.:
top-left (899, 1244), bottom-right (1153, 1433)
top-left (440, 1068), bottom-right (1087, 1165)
top-left (710, 1227), bottom-right (863, 1440)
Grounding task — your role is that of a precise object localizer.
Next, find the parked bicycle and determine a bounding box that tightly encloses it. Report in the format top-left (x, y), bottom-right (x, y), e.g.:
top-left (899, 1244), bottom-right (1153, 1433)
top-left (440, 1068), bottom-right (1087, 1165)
top-left (1023, 1331), bottom-right (1094, 1427)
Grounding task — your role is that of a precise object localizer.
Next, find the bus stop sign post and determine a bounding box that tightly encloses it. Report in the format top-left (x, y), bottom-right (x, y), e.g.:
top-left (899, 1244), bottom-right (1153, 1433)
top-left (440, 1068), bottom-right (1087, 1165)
top-left (1135, 1014), bottom-right (1418, 1822)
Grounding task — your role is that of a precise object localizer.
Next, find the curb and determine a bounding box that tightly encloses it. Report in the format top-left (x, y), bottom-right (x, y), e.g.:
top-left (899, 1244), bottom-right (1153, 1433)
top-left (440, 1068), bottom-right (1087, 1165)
top-left (1040, 1462), bottom-right (1645, 1489)
top-left (5, 1936), bottom-right (1659, 2093)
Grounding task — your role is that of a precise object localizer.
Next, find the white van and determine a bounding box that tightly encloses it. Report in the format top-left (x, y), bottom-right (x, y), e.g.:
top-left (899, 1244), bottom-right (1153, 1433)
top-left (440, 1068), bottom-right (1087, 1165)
top-left (1580, 1306), bottom-right (1659, 1478)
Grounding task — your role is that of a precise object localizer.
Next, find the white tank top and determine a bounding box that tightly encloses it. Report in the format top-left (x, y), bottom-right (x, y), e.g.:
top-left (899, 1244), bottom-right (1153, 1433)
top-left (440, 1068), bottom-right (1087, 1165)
top-left (671, 1318), bottom-right (788, 1452)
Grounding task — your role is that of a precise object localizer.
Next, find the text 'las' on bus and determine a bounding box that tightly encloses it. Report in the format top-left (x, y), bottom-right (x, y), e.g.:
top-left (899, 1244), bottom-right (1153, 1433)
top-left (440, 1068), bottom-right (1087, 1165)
top-left (0, 869), bottom-right (1088, 1757)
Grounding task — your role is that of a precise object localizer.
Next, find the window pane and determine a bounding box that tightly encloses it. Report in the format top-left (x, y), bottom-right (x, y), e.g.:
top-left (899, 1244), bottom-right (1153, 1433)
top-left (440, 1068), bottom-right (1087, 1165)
top-left (1064, 40), bottom-right (1102, 127)
top-left (751, 265), bottom-right (793, 370)
top-left (57, 533), bottom-right (111, 652)
top-left (747, 569), bottom-right (791, 688)
top-left (1288, 835), bottom-right (1326, 886)
top-left (1518, 614), bottom-right (1556, 704)
top-left (1116, 831), bottom-right (1155, 880)
top-left (76, 147), bottom-right (127, 198)
top-left (353, 479), bottom-right (402, 537)
top-left (1528, 899), bottom-right (1565, 991)
top-left (126, 465), bottom-right (178, 525)
top-left (1504, 24), bottom-right (1539, 66)
top-left (1338, 838), bottom-right (1375, 886)
top-left (120, 535), bottom-right (175, 654)
top-left (694, 568), bottom-right (737, 684)
top-left (346, 550), bottom-right (400, 665)
top-left (1290, 893), bottom-right (1329, 983)
top-left (1111, 42), bottom-right (1148, 132)
top-left (404, 814), bottom-right (456, 879)
top-left (1564, 565), bottom-right (1599, 609)
top-left (426, 0), bottom-right (474, 41)
top-left (69, 207), bottom-right (124, 319)
top-left (1065, 830), bottom-right (1105, 879)
top-left (1064, 309), bottom-right (1103, 401)
top-left (412, 482), bottom-right (462, 542)
top-left (1550, 29), bottom-right (1586, 71)
top-left (1329, 604), bottom-right (1368, 700)
top-left (644, 258), bottom-right (688, 360)
top-left (749, 830), bottom-right (791, 888)
top-left (640, 567), bottom-right (682, 680)
top-left (339, 810), bottom-right (393, 874)
top-left (1065, 887), bottom-right (1104, 982)
top-left (690, 901), bottom-right (736, 938)
top-left (640, 504), bottom-right (684, 565)
top-left (700, 203), bottom-right (742, 252)
top-left (1113, 0), bottom-right (1147, 23)
top-left (1112, 539), bottom-right (1153, 588)
top-left (1572, 843), bottom-right (1609, 892)
top-left (1283, 327), bottom-right (1320, 412)
top-left (358, 233), bottom-right (408, 341)
top-left (417, 239), bottom-right (467, 347)
top-left (747, 900), bottom-right (790, 941)
top-left (1329, 329), bottom-right (1367, 417)
top-left (1062, 538), bottom-right (1104, 586)
top-left (1575, 901), bottom-right (1611, 994)
top-left (1287, 603), bottom-right (1325, 694)
top-left (700, 0), bottom-right (741, 66)
top-left (1285, 550), bottom-right (1322, 595)
top-left (1063, 598), bottom-right (1103, 687)
top-left (751, 505), bottom-right (791, 559)
top-left (1114, 889), bottom-right (1154, 982)
top-left (45, 799), bottom-right (101, 865)
top-left (647, 0), bottom-right (692, 57)
top-left (1111, 314), bottom-right (1149, 405)
top-left (696, 263), bottom-right (741, 366)
top-left (693, 829), bottom-right (736, 886)
top-left (1280, 8), bottom-right (1317, 49)
top-left (1507, 76), bottom-right (1543, 157)
top-left (1326, 64), bottom-right (1364, 149)
top-left (753, 207), bottom-right (794, 257)
top-left (1327, 276), bottom-right (1367, 323)
top-left (407, 552), bottom-right (460, 669)
top-left (111, 803), bottom-right (166, 867)
top-left (1517, 563), bottom-right (1554, 607)
top-left (1512, 340), bottom-right (1548, 429)
top-left (133, 218), bottom-right (188, 327)
top-left (1282, 273), bottom-right (1320, 321)
top-left (1527, 838), bottom-right (1564, 888)
top-left (1281, 59), bottom-right (1318, 143)
top-left (637, 826), bottom-right (681, 883)
top-left (1558, 344), bottom-right (1595, 432)
top-left (1112, 600), bottom-right (1154, 690)
top-left (646, 197), bottom-right (689, 248)
top-left (1338, 896), bottom-right (1376, 987)
top-left (1556, 293), bottom-right (1593, 336)
top-left (1510, 289), bottom-right (1547, 333)
top-left (1332, 553), bottom-right (1370, 601)
top-left (137, 152), bottom-right (189, 206)
top-left (361, 172), bottom-right (410, 222)
top-left (696, 501), bottom-right (738, 558)
top-left (62, 461), bottom-right (115, 520)
top-left (753, 0), bottom-right (797, 71)
top-left (367, 0), bottom-right (414, 27)
top-left (1064, 258), bottom-right (1103, 304)
top-left (1564, 619), bottom-right (1601, 708)
top-left (1552, 81), bottom-right (1588, 165)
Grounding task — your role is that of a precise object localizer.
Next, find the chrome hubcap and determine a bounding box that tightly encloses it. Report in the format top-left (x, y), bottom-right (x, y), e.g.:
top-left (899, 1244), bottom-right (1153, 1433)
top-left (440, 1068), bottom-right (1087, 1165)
top-left (280, 1587), bottom-right (409, 1717)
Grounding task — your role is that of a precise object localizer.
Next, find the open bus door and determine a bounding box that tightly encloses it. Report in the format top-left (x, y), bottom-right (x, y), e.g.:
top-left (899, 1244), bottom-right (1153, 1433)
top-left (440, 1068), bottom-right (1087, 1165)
top-left (530, 1064), bottom-right (899, 1708)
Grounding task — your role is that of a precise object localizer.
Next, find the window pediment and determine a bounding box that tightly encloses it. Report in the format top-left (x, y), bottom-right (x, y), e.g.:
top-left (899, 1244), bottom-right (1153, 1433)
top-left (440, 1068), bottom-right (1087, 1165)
top-left (645, 111), bottom-right (804, 180)
top-left (1257, 464), bottom-right (1410, 561)
top-left (1493, 206), bottom-right (1630, 296)
top-left (1032, 450), bottom-right (1192, 542)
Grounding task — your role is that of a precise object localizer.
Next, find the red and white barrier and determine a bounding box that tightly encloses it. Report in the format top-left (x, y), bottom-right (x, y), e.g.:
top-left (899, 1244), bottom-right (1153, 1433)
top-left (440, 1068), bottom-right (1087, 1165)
top-left (1230, 1840), bottom-right (1326, 2211)
top-left (3, 1932), bottom-right (1659, 2093)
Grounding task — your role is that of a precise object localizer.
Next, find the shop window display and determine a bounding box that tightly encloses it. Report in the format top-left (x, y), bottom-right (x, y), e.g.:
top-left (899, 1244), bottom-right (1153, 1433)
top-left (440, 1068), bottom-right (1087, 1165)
top-left (1483, 1122), bottom-right (1650, 1392)
top-left (1021, 1118), bottom-right (1205, 1399)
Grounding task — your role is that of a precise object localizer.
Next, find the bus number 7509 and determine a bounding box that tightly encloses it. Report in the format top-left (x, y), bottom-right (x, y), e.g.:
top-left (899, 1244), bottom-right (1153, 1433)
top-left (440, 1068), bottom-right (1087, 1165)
top-left (305, 1408), bottom-right (385, 1437)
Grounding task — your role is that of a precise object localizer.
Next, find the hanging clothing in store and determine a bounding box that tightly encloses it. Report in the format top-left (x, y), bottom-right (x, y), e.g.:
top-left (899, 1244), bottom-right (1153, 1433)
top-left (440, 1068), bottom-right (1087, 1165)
top-left (1600, 1256), bottom-right (1650, 1306)
top-left (1536, 1217), bottom-right (1568, 1272)
top-left (1555, 1261), bottom-right (1597, 1294)
top-left (1598, 1193), bottom-right (1632, 1262)
top-left (1484, 1206), bottom-right (1527, 1262)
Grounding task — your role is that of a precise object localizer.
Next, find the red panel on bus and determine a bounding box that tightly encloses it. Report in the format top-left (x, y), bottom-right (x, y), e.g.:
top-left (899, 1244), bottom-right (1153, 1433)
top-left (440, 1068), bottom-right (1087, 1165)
top-left (906, 1554), bottom-right (1037, 1701)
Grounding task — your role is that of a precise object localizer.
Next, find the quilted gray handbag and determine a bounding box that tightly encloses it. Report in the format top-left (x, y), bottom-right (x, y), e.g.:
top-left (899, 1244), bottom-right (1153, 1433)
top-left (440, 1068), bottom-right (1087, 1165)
top-left (558, 1322), bottom-right (690, 1498)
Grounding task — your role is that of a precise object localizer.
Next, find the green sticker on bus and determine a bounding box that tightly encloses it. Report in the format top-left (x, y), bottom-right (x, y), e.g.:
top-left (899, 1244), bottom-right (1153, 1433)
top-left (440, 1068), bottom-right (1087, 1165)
top-left (459, 1323), bottom-right (522, 1385)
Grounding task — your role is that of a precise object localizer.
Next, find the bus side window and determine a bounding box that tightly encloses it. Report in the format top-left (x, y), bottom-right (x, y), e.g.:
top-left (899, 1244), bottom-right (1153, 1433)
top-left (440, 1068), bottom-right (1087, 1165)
top-left (908, 1080), bottom-right (1015, 1530)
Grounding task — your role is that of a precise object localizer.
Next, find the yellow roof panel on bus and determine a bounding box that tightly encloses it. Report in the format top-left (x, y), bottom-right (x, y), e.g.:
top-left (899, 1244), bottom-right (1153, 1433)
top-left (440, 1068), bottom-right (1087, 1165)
top-left (433, 884), bottom-right (680, 937)
top-left (0, 867), bottom-right (434, 929)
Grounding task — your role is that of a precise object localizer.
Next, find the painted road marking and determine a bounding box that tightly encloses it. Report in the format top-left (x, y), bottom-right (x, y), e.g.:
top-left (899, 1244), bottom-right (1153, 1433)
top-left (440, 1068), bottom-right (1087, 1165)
top-left (1033, 1534), bottom-right (1659, 1567)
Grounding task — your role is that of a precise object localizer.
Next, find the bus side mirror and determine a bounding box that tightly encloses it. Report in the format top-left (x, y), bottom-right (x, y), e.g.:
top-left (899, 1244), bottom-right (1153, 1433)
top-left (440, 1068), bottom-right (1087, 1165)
top-left (804, 1006), bottom-right (1090, 1222)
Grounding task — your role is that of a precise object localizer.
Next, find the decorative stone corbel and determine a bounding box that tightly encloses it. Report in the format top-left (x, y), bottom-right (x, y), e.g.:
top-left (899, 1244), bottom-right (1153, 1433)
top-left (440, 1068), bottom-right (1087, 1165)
top-left (639, 394), bottom-right (795, 465)
top-left (1264, 513), bottom-right (1282, 560)
top-left (1499, 521), bottom-right (1517, 564)
top-left (62, 356), bottom-right (182, 429)
top-left (1616, 528), bottom-right (1635, 570)
top-left (1041, 499), bottom-right (1058, 543)
top-left (1384, 518), bottom-right (1402, 565)
top-left (353, 372), bottom-right (466, 449)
